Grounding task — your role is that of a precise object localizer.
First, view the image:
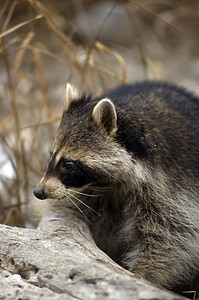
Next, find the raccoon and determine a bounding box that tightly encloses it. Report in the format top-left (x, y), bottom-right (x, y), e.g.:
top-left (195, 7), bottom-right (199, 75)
top-left (34, 81), bottom-right (199, 296)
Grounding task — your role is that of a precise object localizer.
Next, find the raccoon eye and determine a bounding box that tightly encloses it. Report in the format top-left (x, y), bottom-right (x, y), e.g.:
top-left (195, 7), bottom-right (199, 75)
top-left (63, 161), bottom-right (73, 170)
top-left (59, 159), bottom-right (74, 173)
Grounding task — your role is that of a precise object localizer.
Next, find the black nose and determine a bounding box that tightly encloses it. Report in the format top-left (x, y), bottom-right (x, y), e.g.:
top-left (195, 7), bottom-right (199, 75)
top-left (33, 188), bottom-right (47, 200)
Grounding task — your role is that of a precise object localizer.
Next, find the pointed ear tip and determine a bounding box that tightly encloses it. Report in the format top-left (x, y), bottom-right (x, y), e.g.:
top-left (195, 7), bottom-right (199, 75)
top-left (65, 82), bottom-right (79, 96)
top-left (93, 98), bottom-right (116, 113)
top-left (97, 98), bottom-right (115, 107)
top-left (65, 82), bottom-right (72, 91)
top-left (101, 97), bottom-right (112, 103)
top-left (65, 83), bottom-right (81, 109)
top-left (92, 97), bottom-right (117, 133)
top-left (93, 98), bottom-right (117, 119)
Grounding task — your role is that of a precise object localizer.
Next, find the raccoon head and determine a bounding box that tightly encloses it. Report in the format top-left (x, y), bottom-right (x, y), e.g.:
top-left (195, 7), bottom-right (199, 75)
top-left (33, 84), bottom-right (137, 211)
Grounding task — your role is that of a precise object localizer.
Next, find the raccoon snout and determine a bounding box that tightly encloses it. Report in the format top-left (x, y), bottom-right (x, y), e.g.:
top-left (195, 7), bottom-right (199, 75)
top-left (33, 188), bottom-right (47, 200)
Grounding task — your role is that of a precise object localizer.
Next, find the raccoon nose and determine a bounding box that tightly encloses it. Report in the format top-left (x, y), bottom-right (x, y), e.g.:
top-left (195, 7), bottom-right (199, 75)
top-left (33, 188), bottom-right (47, 200)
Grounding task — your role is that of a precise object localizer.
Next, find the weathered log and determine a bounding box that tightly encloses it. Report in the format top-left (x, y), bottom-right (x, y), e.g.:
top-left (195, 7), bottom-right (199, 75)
top-left (0, 212), bottom-right (185, 300)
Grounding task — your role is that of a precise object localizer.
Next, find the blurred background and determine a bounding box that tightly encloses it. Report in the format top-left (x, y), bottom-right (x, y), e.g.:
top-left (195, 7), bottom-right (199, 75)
top-left (0, 0), bottom-right (199, 227)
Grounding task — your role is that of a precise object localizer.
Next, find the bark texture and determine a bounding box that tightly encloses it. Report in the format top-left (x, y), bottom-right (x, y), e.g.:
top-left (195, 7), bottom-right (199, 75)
top-left (0, 212), bottom-right (186, 300)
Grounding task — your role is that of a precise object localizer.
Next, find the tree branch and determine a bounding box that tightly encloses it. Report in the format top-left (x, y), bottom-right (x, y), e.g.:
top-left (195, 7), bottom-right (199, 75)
top-left (0, 212), bottom-right (185, 299)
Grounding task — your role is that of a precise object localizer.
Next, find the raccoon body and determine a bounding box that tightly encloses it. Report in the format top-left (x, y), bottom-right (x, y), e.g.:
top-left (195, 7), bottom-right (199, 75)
top-left (34, 81), bottom-right (199, 295)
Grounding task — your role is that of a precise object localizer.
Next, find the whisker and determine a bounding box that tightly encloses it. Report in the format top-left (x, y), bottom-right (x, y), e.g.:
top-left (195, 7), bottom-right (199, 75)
top-left (68, 188), bottom-right (100, 198)
top-left (62, 193), bottom-right (92, 224)
top-left (89, 186), bottom-right (111, 192)
top-left (68, 191), bottom-right (101, 216)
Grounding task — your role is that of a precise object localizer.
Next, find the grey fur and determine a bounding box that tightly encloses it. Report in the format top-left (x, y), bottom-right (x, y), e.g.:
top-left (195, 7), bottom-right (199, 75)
top-left (34, 81), bottom-right (199, 296)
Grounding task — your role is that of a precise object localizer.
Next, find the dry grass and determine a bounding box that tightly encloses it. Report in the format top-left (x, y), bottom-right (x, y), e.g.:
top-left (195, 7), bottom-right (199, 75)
top-left (0, 0), bottom-right (198, 231)
top-left (0, 0), bottom-right (128, 227)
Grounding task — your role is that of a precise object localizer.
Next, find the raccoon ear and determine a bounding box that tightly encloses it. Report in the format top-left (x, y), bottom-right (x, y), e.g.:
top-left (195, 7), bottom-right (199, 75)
top-left (92, 98), bottom-right (117, 134)
top-left (65, 83), bottom-right (80, 110)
